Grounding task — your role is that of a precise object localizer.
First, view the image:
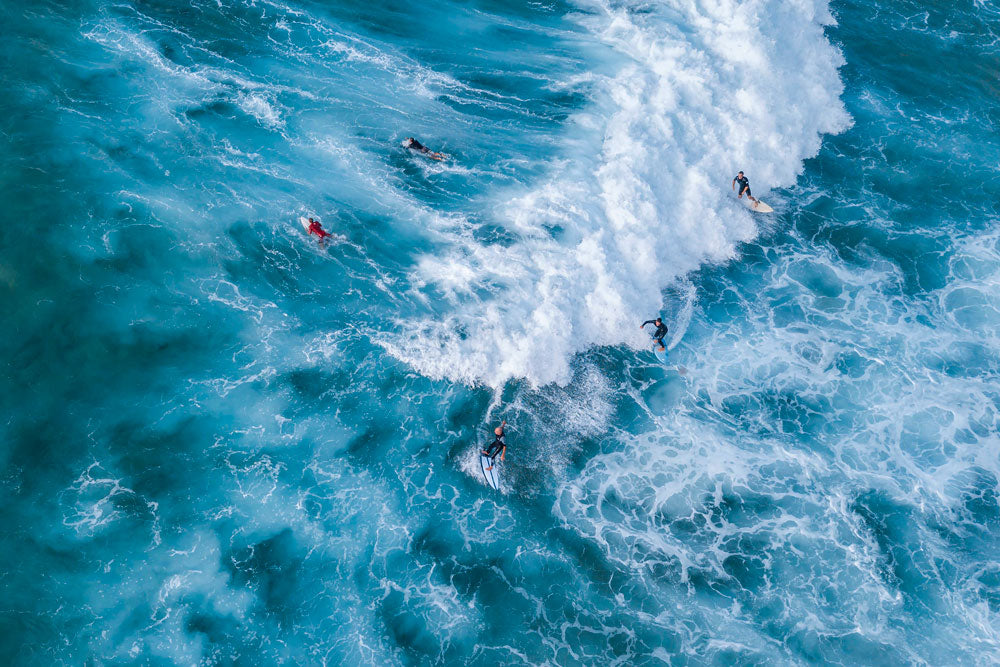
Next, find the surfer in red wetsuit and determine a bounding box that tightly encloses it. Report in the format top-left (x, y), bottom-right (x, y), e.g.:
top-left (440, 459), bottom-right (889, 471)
top-left (481, 420), bottom-right (506, 471)
top-left (307, 217), bottom-right (333, 243)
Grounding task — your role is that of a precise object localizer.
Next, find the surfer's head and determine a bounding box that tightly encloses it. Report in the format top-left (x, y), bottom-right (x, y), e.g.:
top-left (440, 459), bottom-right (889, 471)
top-left (737, 171), bottom-right (744, 177)
top-left (655, 317), bottom-right (662, 324)
top-left (494, 426), bottom-right (503, 436)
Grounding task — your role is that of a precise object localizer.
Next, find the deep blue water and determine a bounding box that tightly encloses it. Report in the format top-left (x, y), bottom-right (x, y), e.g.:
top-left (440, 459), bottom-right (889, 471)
top-left (3, 0), bottom-right (1000, 663)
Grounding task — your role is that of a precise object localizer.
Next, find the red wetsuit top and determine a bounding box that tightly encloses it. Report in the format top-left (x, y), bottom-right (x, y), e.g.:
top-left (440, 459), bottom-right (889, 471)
top-left (308, 221), bottom-right (332, 239)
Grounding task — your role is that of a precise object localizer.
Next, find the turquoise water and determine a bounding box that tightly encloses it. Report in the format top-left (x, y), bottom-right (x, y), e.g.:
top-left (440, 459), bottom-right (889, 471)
top-left (3, 0), bottom-right (1000, 663)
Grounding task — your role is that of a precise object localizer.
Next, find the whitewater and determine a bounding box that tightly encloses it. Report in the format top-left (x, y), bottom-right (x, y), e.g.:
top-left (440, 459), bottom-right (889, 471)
top-left (394, 0), bottom-right (849, 386)
top-left (2, 0), bottom-right (999, 664)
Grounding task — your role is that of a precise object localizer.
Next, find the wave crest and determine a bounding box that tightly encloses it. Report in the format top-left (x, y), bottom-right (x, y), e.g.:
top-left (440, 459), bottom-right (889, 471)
top-left (391, 0), bottom-right (850, 387)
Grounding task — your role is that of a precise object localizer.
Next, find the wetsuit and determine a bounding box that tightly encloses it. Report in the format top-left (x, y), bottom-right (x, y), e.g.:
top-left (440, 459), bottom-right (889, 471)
top-left (642, 319), bottom-right (668, 346)
top-left (308, 221), bottom-right (332, 239)
top-left (734, 174), bottom-right (751, 198)
top-left (484, 434), bottom-right (506, 461)
top-left (406, 138), bottom-right (430, 154)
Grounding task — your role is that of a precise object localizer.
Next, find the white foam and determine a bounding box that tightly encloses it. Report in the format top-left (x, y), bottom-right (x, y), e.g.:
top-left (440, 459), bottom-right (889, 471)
top-left (390, 0), bottom-right (850, 387)
top-left (545, 220), bottom-right (1000, 658)
top-left (60, 462), bottom-right (161, 546)
top-left (83, 14), bottom-right (298, 132)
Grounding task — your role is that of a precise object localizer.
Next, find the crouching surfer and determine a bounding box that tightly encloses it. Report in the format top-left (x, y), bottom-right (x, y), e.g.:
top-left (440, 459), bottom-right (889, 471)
top-left (640, 317), bottom-right (668, 351)
top-left (732, 170), bottom-right (760, 207)
top-left (481, 420), bottom-right (506, 471)
top-left (402, 136), bottom-right (445, 161)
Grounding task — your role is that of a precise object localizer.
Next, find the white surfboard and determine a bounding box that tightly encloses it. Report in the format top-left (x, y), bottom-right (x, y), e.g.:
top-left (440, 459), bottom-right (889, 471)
top-left (480, 454), bottom-right (500, 491)
top-left (298, 216), bottom-right (312, 233)
top-left (743, 198), bottom-right (773, 213)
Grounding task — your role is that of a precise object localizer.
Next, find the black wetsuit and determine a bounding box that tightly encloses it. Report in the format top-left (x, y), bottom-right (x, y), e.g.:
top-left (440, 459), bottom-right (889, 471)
top-left (642, 320), bottom-right (668, 345)
top-left (734, 175), bottom-right (751, 198)
top-left (485, 434), bottom-right (506, 460)
top-left (407, 138), bottom-right (430, 154)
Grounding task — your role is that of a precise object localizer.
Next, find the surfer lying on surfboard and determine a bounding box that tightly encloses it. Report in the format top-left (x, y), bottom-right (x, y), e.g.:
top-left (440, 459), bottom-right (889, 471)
top-left (640, 317), bottom-right (668, 351)
top-left (402, 137), bottom-right (445, 161)
top-left (481, 420), bottom-right (506, 471)
top-left (732, 171), bottom-right (760, 208)
top-left (306, 217), bottom-right (334, 243)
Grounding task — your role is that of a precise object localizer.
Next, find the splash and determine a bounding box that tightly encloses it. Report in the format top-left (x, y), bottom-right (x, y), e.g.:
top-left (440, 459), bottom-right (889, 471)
top-left (391, 0), bottom-right (850, 387)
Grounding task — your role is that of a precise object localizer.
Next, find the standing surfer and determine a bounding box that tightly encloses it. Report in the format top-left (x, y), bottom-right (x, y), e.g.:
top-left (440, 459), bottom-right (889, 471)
top-left (640, 317), bottom-right (668, 351)
top-left (732, 171), bottom-right (760, 207)
top-left (481, 420), bottom-right (507, 471)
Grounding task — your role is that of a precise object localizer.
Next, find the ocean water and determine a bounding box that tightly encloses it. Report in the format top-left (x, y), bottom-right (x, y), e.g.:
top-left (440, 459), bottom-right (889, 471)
top-left (2, 0), bottom-right (999, 663)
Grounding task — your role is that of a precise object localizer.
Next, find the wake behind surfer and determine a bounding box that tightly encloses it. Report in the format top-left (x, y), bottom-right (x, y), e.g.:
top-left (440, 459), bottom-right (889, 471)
top-left (307, 217), bottom-right (333, 243)
top-left (641, 317), bottom-right (668, 351)
top-left (732, 171), bottom-right (760, 207)
top-left (403, 137), bottom-right (445, 161)
top-left (481, 420), bottom-right (507, 471)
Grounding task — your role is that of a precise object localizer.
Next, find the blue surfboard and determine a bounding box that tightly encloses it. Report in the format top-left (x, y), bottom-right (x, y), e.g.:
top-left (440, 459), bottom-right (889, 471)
top-left (651, 336), bottom-right (668, 364)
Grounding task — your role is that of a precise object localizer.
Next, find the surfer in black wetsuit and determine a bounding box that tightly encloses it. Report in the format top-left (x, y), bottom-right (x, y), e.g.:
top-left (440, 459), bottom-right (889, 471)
top-left (481, 420), bottom-right (506, 471)
top-left (732, 171), bottom-right (759, 206)
top-left (640, 317), bottom-right (668, 351)
top-left (403, 137), bottom-right (445, 161)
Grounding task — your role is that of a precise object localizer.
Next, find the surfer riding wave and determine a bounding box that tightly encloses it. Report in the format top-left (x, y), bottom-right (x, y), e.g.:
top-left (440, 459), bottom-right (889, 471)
top-left (640, 318), bottom-right (668, 351)
top-left (481, 420), bottom-right (506, 471)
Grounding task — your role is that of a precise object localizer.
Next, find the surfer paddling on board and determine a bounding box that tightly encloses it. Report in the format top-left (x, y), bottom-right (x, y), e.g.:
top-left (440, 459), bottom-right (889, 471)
top-left (306, 217), bottom-right (333, 243)
top-left (732, 171), bottom-right (760, 208)
top-left (641, 317), bottom-right (668, 351)
top-left (403, 137), bottom-right (445, 161)
top-left (481, 420), bottom-right (507, 471)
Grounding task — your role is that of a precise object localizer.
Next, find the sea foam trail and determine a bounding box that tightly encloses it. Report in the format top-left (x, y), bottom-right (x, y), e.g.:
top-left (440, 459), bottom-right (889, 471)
top-left (388, 0), bottom-right (850, 387)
